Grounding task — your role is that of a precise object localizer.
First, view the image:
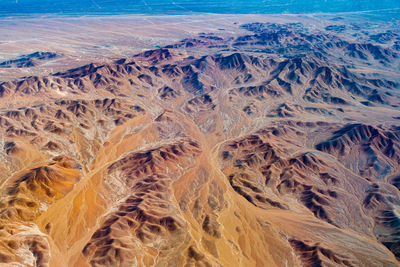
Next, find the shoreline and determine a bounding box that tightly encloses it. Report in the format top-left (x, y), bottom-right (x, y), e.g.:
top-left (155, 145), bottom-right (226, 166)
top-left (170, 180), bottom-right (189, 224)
top-left (0, 7), bottom-right (399, 20)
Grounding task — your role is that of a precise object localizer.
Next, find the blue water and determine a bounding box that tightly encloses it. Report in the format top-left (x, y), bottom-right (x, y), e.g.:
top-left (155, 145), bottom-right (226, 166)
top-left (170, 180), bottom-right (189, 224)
top-left (0, 0), bottom-right (399, 16)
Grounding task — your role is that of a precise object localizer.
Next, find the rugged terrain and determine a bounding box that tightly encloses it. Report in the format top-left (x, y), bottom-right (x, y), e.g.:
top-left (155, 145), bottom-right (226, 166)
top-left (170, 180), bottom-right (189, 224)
top-left (0, 14), bottom-right (400, 266)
